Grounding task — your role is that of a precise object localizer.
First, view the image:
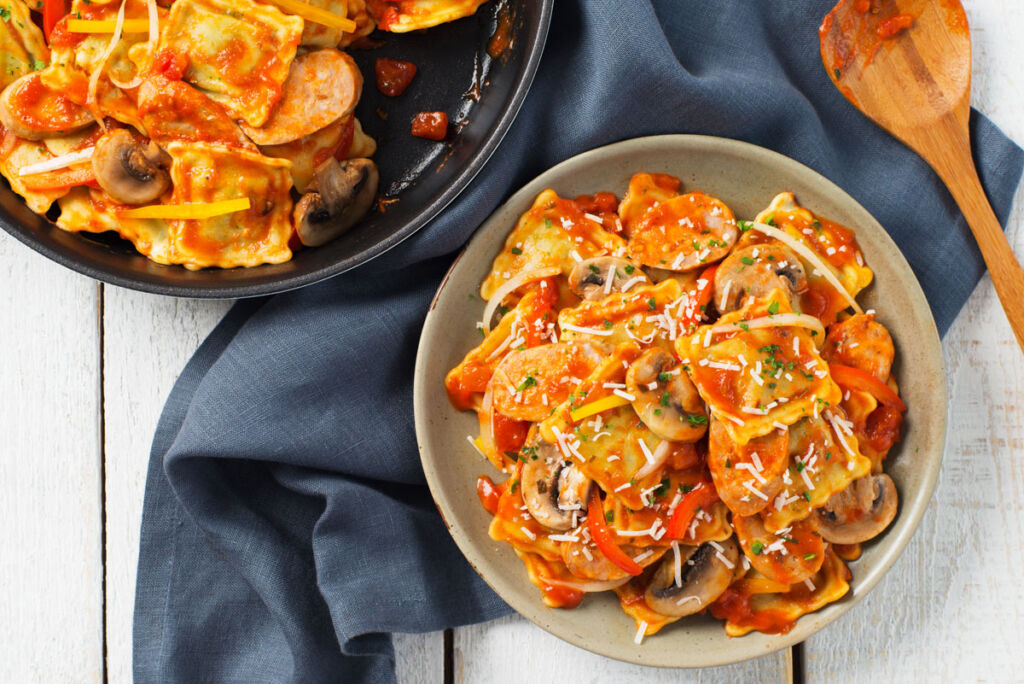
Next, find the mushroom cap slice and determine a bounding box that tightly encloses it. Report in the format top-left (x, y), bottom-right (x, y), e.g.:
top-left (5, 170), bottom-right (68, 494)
top-left (293, 157), bottom-right (378, 247)
top-left (644, 537), bottom-right (739, 617)
top-left (815, 473), bottom-right (898, 544)
top-left (625, 348), bottom-right (707, 442)
top-left (91, 129), bottom-right (172, 205)
top-left (713, 243), bottom-right (807, 313)
top-left (568, 256), bottom-right (648, 301)
top-left (520, 441), bottom-right (591, 532)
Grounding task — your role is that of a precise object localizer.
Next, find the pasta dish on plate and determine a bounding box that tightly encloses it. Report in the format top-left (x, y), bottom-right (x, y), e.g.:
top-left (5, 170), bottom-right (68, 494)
top-left (445, 173), bottom-right (906, 641)
top-left (0, 0), bottom-right (486, 268)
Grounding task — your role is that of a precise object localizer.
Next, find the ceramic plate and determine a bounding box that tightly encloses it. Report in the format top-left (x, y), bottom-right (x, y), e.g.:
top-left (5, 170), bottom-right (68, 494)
top-left (413, 134), bottom-right (947, 667)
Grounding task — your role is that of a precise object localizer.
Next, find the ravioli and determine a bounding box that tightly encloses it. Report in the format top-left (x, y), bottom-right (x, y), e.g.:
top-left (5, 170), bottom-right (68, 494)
top-left (677, 291), bottom-right (842, 444)
top-left (557, 278), bottom-right (683, 352)
top-left (0, 0), bottom-right (48, 89)
top-left (481, 189), bottom-right (626, 300)
top-left (616, 172), bottom-right (681, 235)
top-left (164, 141), bottom-right (293, 269)
top-left (159, 0), bottom-right (302, 127)
top-left (55, 187), bottom-right (174, 264)
top-left (761, 415), bottom-right (871, 532)
top-left (368, 0), bottom-right (488, 32)
top-left (0, 135), bottom-right (69, 213)
top-left (710, 546), bottom-right (851, 637)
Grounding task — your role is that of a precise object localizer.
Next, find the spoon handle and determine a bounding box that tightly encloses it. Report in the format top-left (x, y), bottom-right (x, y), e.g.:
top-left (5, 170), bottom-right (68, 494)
top-left (926, 122), bottom-right (1024, 353)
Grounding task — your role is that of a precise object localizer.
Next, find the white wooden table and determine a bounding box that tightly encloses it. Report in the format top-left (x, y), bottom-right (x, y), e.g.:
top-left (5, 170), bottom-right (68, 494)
top-left (2, 2), bottom-right (1023, 681)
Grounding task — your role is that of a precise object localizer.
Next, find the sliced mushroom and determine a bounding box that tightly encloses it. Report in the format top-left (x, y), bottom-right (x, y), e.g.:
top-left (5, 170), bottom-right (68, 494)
top-left (568, 257), bottom-right (648, 301)
top-left (521, 441), bottom-right (592, 532)
top-left (0, 71), bottom-right (94, 140)
top-left (90, 129), bottom-right (171, 205)
top-left (815, 473), bottom-right (898, 544)
top-left (625, 348), bottom-right (707, 442)
top-left (644, 537), bottom-right (739, 617)
top-left (293, 157), bottom-right (378, 246)
top-left (713, 243), bottom-right (807, 313)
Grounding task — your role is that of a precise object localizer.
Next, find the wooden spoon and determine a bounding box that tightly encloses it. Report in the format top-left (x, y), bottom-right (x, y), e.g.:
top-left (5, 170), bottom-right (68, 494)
top-left (820, 0), bottom-right (1024, 353)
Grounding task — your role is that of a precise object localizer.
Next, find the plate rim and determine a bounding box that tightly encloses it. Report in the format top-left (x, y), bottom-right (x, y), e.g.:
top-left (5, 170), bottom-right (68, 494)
top-left (0, 0), bottom-right (553, 299)
top-left (414, 133), bottom-right (948, 668)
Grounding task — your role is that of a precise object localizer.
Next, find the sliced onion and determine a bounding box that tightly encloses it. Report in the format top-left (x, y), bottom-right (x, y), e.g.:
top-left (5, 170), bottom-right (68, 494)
top-left (108, 72), bottom-right (143, 90)
top-left (711, 313), bottom-right (826, 340)
top-left (751, 222), bottom-right (862, 314)
top-left (634, 439), bottom-right (672, 481)
top-left (87, 0), bottom-right (129, 127)
top-left (18, 147), bottom-right (95, 176)
top-left (146, 0), bottom-right (158, 45)
top-left (537, 575), bottom-right (631, 593)
top-left (481, 266), bottom-right (560, 335)
top-left (476, 380), bottom-right (505, 472)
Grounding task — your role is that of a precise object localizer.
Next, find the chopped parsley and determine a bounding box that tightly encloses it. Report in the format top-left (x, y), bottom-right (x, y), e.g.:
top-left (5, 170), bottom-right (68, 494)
top-left (647, 297), bottom-right (656, 311)
top-left (741, 256), bottom-right (755, 266)
top-left (803, 553), bottom-right (817, 561)
top-left (589, 263), bottom-right (600, 274)
top-left (510, 247), bottom-right (522, 255)
top-left (767, 300), bottom-right (780, 315)
top-left (657, 371), bottom-right (670, 382)
top-left (516, 375), bottom-right (537, 392)
top-left (0, 7), bottom-right (10, 20)
top-left (660, 391), bottom-right (670, 407)
top-left (737, 220), bottom-right (753, 232)
top-left (685, 414), bottom-right (708, 426)
top-left (624, 264), bottom-right (635, 274)
top-left (751, 541), bottom-right (764, 555)
top-left (803, 491), bottom-right (812, 502)
top-left (605, 510), bottom-right (615, 523)
top-left (653, 477), bottom-right (671, 499)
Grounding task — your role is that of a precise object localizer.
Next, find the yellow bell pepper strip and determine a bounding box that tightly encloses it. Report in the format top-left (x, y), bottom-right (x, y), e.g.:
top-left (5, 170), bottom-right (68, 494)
top-left (122, 198), bottom-right (251, 220)
top-left (266, 0), bottom-right (356, 31)
top-left (66, 18), bottom-right (151, 33)
top-left (569, 394), bottom-right (631, 423)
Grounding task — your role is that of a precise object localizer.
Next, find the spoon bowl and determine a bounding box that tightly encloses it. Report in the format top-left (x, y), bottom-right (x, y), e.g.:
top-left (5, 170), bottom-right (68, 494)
top-left (821, 0), bottom-right (1024, 353)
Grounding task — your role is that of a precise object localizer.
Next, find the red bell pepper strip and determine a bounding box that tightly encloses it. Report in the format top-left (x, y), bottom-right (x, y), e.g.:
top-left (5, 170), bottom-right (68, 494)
top-left (829, 363), bottom-right (906, 412)
top-left (586, 489), bottom-right (642, 576)
top-left (666, 481), bottom-right (720, 539)
top-left (43, 0), bottom-right (68, 41)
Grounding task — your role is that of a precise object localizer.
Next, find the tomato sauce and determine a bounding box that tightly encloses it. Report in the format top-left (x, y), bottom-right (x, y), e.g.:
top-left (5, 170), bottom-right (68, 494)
top-left (710, 586), bottom-right (797, 635)
top-left (475, 475), bottom-right (503, 515)
top-left (411, 111), bottom-right (448, 141)
top-left (375, 57), bottom-right (417, 97)
top-left (487, 1), bottom-right (514, 58)
top-left (491, 412), bottom-right (529, 455)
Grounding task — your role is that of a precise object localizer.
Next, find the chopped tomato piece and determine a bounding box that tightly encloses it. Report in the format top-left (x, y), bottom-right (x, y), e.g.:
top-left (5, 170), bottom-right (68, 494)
top-left (375, 57), bottom-right (417, 97)
top-left (411, 111), bottom-right (447, 141)
top-left (586, 489), bottom-right (642, 576)
top-left (665, 481), bottom-right (720, 539)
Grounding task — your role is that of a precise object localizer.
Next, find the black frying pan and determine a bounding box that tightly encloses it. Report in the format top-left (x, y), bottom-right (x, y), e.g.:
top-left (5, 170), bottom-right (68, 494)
top-left (0, 0), bottom-right (551, 297)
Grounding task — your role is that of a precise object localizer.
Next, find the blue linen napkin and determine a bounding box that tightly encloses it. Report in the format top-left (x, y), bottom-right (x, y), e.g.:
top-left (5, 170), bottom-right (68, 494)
top-left (133, 1), bottom-right (1024, 681)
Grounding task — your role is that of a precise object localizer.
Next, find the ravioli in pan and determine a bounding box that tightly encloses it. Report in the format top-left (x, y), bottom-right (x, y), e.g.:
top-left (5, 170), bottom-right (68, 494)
top-left (0, 0), bottom-right (490, 269)
top-left (448, 172), bottom-right (908, 642)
